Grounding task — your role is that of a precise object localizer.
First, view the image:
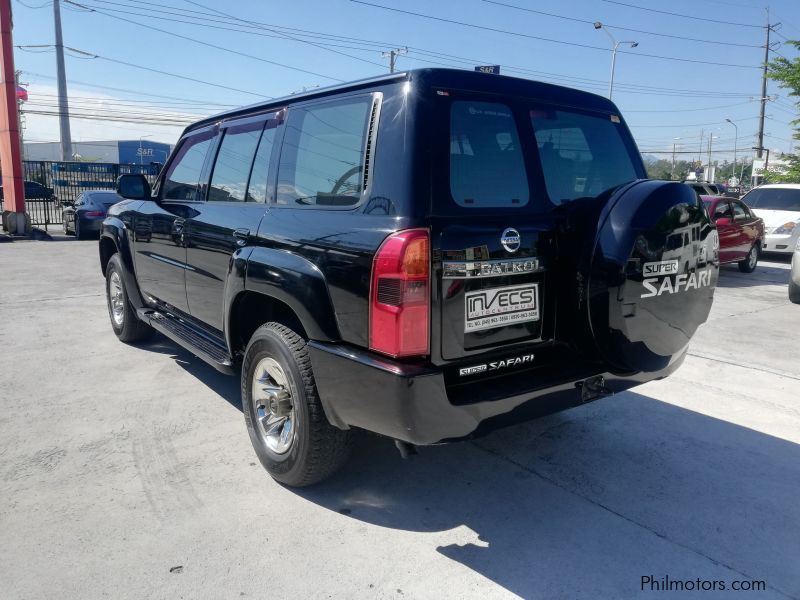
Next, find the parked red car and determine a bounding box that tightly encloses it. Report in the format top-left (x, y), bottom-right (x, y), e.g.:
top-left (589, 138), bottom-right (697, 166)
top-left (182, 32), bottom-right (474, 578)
top-left (702, 196), bottom-right (764, 273)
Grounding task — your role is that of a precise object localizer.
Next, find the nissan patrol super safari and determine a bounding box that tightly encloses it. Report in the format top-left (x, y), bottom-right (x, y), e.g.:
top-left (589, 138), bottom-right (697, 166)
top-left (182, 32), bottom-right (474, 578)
top-left (101, 69), bottom-right (719, 486)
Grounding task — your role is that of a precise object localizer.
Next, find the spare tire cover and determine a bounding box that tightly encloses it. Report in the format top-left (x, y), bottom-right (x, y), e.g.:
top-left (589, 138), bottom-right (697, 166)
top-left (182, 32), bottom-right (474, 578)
top-left (588, 180), bottom-right (719, 374)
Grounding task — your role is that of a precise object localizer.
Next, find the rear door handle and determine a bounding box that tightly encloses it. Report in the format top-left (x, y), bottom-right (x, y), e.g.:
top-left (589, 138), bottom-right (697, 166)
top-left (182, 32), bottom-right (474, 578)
top-left (233, 228), bottom-right (250, 246)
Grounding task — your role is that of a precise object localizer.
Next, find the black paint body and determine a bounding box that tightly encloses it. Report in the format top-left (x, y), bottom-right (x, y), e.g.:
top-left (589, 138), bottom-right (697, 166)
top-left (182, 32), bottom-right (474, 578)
top-left (100, 69), bottom-right (718, 444)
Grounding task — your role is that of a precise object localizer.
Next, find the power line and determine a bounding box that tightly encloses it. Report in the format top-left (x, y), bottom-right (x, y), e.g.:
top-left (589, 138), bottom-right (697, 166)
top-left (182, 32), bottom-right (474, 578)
top-left (181, 0), bottom-right (387, 69)
top-left (629, 116), bottom-right (761, 129)
top-left (63, 0), bottom-right (347, 82)
top-left (21, 70), bottom-right (237, 105)
top-left (73, 0), bottom-right (389, 67)
top-left (17, 44), bottom-right (269, 97)
top-left (624, 101), bottom-right (752, 113)
top-left (599, 0), bottom-right (762, 28)
top-left (43, 0), bottom-right (766, 100)
top-left (21, 108), bottom-right (193, 126)
top-left (31, 91), bottom-right (234, 109)
top-left (482, 0), bottom-right (762, 48)
top-left (350, 0), bottom-right (761, 69)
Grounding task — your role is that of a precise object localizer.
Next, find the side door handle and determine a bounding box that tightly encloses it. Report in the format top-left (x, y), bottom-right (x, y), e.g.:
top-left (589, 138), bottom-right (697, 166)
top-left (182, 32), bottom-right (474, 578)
top-left (172, 217), bottom-right (186, 245)
top-left (233, 228), bottom-right (250, 247)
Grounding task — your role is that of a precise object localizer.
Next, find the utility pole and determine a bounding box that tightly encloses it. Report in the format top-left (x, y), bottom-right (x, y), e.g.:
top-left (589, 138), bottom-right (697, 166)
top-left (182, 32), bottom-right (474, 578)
top-left (756, 10), bottom-right (770, 167)
top-left (53, 0), bottom-right (72, 161)
top-left (381, 47), bottom-right (407, 73)
top-left (671, 137), bottom-right (680, 180)
top-left (707, 135), bottom-right (715, 183)
top-left (752, 10), bottom-right (778, 187)
top-left (698, 129), bottom-right (704, 165)
top-left (0, 0), bottom-right (27, 234)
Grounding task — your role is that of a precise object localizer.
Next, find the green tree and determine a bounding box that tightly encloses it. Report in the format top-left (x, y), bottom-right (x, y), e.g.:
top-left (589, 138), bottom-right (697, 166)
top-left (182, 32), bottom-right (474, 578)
top-left (767, 41), bottom-right (800, 183)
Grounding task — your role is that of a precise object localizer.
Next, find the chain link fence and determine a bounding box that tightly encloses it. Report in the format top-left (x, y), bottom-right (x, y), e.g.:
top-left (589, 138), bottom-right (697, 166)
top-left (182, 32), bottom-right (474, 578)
top-left (1, 160), bottom-right (161, 231)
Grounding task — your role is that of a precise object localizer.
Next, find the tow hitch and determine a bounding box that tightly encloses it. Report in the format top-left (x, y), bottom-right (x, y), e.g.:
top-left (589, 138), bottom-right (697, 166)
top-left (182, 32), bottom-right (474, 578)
top-left (576, 375), bottom-right (612, 403)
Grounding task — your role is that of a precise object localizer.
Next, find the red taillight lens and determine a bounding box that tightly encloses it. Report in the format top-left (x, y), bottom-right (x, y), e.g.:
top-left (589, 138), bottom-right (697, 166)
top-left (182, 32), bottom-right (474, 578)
top-left (85, 210), bottom-right (105, 217)
top-left (369, 228), bottom-right (430, 358)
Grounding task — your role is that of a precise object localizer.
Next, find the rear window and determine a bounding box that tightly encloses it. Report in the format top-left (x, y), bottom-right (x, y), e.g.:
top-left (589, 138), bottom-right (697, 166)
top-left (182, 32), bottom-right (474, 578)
top-left (745, 188), bottom-right (800, 211)
top-left (531, 109), bottom-right (638, 204)
top-left (450, 101), bottom-right (529, 208)
top-left (446, 99), bottom-right (640, 210)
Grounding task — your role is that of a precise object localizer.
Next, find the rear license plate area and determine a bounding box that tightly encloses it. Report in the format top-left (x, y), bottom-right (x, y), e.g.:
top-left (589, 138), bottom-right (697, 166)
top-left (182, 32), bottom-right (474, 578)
top-left (464, 283), bottom-right (540, 332)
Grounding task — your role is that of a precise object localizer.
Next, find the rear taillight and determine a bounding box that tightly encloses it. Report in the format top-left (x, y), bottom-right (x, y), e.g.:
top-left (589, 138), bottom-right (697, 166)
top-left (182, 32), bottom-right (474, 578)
top-left (369, 228), bottom-right (430, 358)
top-left (85, 210), bottom-right (105, 217)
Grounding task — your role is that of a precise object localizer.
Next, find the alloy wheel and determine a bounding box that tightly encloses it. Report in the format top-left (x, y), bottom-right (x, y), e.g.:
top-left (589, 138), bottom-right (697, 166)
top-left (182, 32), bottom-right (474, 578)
top-left (109, 271), bottom-right (125, 327)
top-left (252, 357), bottom-right (296, 455)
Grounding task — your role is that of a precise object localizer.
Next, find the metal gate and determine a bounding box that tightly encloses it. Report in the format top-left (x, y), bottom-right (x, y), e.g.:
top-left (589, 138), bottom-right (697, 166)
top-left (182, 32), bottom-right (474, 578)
top-left (1, 161), bottom-right (161, 231)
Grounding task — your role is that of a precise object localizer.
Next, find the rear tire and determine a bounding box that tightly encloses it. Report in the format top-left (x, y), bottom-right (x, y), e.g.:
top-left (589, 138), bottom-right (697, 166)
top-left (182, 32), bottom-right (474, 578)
top-left (75, 219), bottom-right (84, 240)
top-left (105, 253), bottom-right (152, 343)
top-left (242, 322), bottom-right (352, 487)
top-left (738, 242), bottom-right (759, 273)
top-left (789, 280), bottom-right (800, 304)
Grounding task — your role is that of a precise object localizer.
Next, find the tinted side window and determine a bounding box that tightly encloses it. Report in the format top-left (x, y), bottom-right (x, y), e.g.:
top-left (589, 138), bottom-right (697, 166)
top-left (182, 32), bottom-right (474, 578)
top-left (732, 202), bottom-right (747, 219)
top-left (450, 101), bottom-right (529, 208)
top-left (162, 131), bottom-right (214, 201)
top-left (277, 96), bottom-right (372, 206)
top-left (208, 121), bottom-right (265, 203)
top-left (246, 123), bottom-right (278, 203)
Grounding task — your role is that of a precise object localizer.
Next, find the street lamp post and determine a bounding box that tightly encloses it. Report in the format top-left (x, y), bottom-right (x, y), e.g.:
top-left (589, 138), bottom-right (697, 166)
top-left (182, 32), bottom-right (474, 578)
top-left (593, 22), bottom-right (638, 100)
top-left (725, 118), bottom-right (738, 186)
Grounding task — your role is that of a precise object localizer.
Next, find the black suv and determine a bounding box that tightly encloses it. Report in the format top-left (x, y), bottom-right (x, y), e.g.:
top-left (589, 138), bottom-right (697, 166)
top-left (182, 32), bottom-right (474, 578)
top-left (101, 69), bottom-right (719, 486)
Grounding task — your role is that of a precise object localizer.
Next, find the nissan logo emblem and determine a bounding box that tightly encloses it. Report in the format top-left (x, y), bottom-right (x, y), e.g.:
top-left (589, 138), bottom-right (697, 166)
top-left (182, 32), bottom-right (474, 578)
top-left (500, 228), bottom-right (521, 253)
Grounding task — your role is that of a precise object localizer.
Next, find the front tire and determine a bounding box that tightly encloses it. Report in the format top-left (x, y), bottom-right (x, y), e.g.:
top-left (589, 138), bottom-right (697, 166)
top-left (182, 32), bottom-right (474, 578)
top-left (105, 253), bottom-right (152, 343)
top-left (739, 242), bottom-right (759, 273)
top-left (242, 323), bottom-right (352, 487)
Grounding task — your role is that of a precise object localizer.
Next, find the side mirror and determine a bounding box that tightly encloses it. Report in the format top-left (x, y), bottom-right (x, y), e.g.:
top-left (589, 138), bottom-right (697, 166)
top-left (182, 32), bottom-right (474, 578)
top-left (116, 174), bottom-right (151, 200)
top-left (715, 217), bottom-right (732, 227)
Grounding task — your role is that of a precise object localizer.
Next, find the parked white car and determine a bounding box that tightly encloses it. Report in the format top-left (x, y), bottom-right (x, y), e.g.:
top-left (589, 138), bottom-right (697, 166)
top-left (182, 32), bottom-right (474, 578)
top-left (742, 184), bottom-right (800, 254)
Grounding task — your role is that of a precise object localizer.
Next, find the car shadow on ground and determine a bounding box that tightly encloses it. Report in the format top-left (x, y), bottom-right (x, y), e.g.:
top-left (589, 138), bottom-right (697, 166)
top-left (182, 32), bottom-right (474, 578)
top-left (138, 333), bottom-right (243, 411)
top-left (133, 332), bottom-right (799, 597)
top-left (294, 393), bottom-right (800, 598)
top-left (715, 260), bottom-right (792, 289)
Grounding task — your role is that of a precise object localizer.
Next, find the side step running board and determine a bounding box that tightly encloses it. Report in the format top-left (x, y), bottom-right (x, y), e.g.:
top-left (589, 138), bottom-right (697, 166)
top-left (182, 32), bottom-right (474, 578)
top-left (137, 308), bottom-right (235, 375)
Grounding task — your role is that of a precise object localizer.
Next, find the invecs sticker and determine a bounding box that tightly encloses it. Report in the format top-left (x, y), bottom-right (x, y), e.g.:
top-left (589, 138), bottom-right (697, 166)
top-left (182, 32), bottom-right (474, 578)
top-left (643, 260), bottom-right (679, 277)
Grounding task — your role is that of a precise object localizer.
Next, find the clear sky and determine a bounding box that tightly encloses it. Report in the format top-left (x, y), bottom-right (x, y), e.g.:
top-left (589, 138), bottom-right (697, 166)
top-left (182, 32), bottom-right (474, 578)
top-left (10, 0), bottom-right (800, 164)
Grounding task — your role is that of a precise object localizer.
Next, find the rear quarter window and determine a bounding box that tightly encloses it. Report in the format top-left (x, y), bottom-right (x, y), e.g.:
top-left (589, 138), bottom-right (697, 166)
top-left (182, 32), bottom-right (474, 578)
top-left (276, 96), bottom-right (374, 207)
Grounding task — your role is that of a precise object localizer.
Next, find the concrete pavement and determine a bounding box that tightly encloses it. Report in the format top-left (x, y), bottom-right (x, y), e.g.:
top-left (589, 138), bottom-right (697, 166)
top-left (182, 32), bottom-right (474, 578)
top-left (1, 239), bottom-right (798, 599)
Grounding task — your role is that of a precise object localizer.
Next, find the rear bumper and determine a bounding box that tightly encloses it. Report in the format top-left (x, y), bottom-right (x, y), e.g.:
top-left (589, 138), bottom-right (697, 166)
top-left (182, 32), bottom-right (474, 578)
top-left (79, 216), bottom-right (105, 231)
top-left (308, 341), bottom-right (685, 445)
